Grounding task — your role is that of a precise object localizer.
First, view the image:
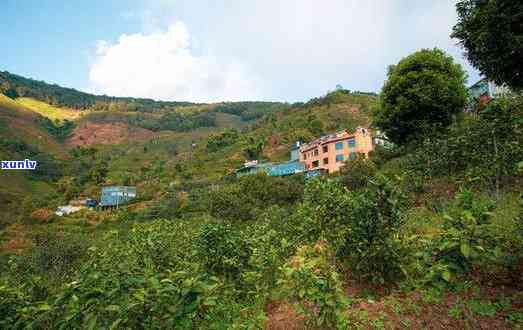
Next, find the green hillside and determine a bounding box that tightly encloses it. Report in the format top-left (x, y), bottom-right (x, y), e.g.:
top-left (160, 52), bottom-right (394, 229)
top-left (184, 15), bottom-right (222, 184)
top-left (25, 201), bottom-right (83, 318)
top-left (0, 94), bottom-right (67, 225)
top-left (1, 0), bottom-right (523, 327)
top-left (0, 69), bottom-right (521, 329)
top-left (0, 74), bottom-right (372, 228)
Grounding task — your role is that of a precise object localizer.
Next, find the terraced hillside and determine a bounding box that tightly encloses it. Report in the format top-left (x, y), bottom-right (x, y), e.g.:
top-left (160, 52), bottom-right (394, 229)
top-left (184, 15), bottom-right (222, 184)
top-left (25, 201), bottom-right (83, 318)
top-left (0, 72), bottom-right (377, 230)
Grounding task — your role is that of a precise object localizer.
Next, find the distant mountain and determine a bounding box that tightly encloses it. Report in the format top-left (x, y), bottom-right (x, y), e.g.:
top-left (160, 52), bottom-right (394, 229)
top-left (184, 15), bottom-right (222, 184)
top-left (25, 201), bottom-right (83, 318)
top-left (0, 70), bottom-right (197, 110)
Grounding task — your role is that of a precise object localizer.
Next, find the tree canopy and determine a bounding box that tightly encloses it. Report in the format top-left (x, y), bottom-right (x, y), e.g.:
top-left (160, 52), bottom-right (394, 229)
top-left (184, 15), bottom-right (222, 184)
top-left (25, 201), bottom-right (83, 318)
top-left (374, 48), bottom-right (467, 144)
top-left (451, 0), bottom-right (522, 90)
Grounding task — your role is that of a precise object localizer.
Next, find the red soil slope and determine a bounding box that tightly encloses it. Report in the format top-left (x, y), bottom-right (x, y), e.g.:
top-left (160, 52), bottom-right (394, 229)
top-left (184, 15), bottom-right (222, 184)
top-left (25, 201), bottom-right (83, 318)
top-left (66, 122), bottom-right (156, 147)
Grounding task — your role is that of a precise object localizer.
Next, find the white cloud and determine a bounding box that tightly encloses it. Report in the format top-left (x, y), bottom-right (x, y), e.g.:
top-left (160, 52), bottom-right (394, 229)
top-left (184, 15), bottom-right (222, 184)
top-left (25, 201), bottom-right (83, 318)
top-left (89, 0), bottom-right (480, 102)
top-left (88, 21), bottom-right (260, 102)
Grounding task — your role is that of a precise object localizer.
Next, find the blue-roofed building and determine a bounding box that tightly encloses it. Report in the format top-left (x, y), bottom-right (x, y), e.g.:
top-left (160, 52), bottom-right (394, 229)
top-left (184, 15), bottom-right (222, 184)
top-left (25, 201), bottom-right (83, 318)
top-left (236, 141), bottom-right (307, 178)
top-left (100, 186), bottom-right (137, 209)
top-left (236, 160), bottom-right (270, 178)
top-left (267, 161), bottom-right (305, 176)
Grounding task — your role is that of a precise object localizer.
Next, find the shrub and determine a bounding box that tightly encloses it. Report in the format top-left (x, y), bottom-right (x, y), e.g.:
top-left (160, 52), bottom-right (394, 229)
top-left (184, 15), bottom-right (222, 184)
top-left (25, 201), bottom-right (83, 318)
top-left (37, 117), bottom-right (75, 142)
top-left (0, 283), bottom-right (33, 328)
top-left (206, 129), bottom-right (239, 152)
top-left (341, 175), bottom-right (408, 284)
top-left (368, 144), bottom-right (400, 168)
top-left (137, 193), bottom-right (185, 220)
top-left (28, 231), bottom-right (88, 281)
top-left (417, 189), bottom-right (494, 284)
top-left (406, 96), bottom-right (522, 193)
top-left (338, 155), bottom-right (377, 191)
top-left (37, 270), bottom-right (221, 329)
top-left (196, 223), bottom-right (251, 279)
top-left (209, 174), bottom-right (303, 222)
top-left (295, 179), bottom-right (351, 251)
top-left (209, 183), bottom-right (254, 221)
top-left (277, 242), bottom-right (350, 328)
top-left (242, 213), bottom-right (297, 295)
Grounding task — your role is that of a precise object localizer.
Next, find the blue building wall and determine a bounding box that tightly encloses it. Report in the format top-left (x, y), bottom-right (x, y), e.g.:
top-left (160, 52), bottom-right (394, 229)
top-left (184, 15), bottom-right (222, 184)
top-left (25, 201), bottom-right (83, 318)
top-left (100, 186), bottom-right (137, 207)
top-left (267, 161), bottom-right (304, 177)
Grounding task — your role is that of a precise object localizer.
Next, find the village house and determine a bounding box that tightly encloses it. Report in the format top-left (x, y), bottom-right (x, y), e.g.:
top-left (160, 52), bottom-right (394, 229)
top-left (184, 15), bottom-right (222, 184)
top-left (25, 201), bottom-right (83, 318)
top-left (236, 127), bottom-right (377, 178)
top-left (100, 186), bottom-right (137, 210)
top-left (299, 127), bottom-right (374, 174)
top-left (467, 78), bottom-right (510, 112)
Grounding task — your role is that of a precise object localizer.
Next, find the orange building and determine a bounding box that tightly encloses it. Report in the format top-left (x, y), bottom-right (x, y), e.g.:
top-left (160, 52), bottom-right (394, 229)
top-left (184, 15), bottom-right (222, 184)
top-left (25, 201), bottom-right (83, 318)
top-left (299, 127), bottom-right (374, 174)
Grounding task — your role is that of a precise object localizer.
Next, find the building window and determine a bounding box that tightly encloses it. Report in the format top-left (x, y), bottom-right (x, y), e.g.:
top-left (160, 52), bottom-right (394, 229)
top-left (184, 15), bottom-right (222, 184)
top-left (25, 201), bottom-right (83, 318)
top-left (312, 160), bottom-right (319, 168)
top-left (335, 154), bottom-right (344, 162)
top-left (323, 157), bottom-right (329, 165)
top-left (303, 153), bottom-right (307, 160)
top-left (348, 138), bottom-right (356, 148)
top-left (349, 152), bottom-right (357, 160)
top-left (313, 148), bottom-right (319, 156)
top-left (322, 145), bottom-right (328, 153)
top-left (335, 142), bottom-right (343, 150)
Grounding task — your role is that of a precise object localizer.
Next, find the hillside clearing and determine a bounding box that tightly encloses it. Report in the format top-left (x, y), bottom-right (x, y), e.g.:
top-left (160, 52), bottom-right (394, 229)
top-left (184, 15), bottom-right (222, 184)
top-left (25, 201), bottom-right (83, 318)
top-left (15, 97), bottom-right (85, 121)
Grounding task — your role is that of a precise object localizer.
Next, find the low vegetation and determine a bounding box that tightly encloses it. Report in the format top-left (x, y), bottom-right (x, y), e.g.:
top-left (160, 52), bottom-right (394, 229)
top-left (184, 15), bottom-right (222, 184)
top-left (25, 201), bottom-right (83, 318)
top-left (1, 4), bottom-right (522, 326)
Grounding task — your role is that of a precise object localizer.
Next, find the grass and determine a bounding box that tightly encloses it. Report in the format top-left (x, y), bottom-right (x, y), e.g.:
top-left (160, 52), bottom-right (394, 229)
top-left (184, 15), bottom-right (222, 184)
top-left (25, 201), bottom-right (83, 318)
top-left (0, 94), bottom-right (30, 113)
top-left (0, 95), bottom-right (65, 157)
top-left (16, 97), bottom-right (84, 121)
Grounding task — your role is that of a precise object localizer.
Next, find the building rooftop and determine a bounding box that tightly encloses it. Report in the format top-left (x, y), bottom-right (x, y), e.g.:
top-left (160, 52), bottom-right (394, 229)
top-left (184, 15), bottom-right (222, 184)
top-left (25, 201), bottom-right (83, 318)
top-left (300, 127), bottom-right (368, 151)
top-left (100, 186), bottom-right (137, 207)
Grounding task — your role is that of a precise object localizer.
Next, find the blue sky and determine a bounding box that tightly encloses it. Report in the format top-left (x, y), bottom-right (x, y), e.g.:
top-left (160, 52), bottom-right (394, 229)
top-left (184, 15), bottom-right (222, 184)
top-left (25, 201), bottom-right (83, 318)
top-left (1, 0), bottom-right (480, 102)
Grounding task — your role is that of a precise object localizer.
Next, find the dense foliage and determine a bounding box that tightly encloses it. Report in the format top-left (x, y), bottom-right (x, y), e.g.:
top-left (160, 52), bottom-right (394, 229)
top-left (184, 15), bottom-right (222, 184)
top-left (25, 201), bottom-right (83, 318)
top-left (375, 48), bottom-right (467, 144)
top-left (81, 110), bottom-right (217, 132)
top-left (37, 117), bottom-right (75, 142)
top-left (206, 129), bottom-right (239, 152)
top-left (214, 102), bottom-right (289, 121)
top-left (209, 174), bottom-right (304, 221)
top-left (451, 0), bottom-right (523, 90)
top-left (405, 97), bottom-right (523, 193)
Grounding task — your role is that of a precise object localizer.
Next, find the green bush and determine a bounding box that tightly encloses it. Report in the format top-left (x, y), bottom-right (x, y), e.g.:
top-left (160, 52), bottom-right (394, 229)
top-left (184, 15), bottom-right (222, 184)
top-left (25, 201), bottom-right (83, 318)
top-left (295, 179), bottom-right (351, 251)
top-left (37, 117), bottom-right (75, 142)
top-left (277, 242), bottom-right (349, 328)
top-left (242, 213), bottom-right (297, 295)
top-left (206, 129), bottom-right (239, 152)
top-left (28, 231), bottom-right (88, 281)
top-left (196, 223), bottom-right (251, 279)
top-left (209, 183), bottom-right (254, 221)
top-left (0, 282), bottom-right (33, 328)
top-left (338, 155), bottom-right (377, 191)
top-left (405, 97), bottom-right (523, 192)
top-left (341, 175), bottom-right (408, 284)
top-left (209, 174), bottom-right (303, 222)
top-left (35, 270), bottom-right (221, 329)
top-left (417, 190), bottom-right (494, 284)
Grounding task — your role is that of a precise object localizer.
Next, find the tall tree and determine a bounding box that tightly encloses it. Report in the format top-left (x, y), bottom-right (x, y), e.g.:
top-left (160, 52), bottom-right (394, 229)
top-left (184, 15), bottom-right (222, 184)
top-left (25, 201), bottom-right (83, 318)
top-left (374, 48), bottom-right (467, 144)
top-left (451, 0), bottom-right (523, 90)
